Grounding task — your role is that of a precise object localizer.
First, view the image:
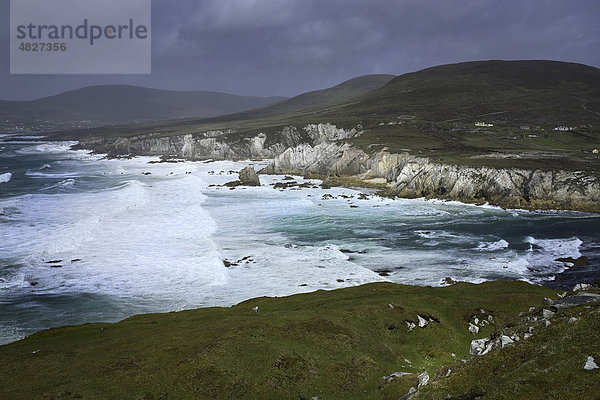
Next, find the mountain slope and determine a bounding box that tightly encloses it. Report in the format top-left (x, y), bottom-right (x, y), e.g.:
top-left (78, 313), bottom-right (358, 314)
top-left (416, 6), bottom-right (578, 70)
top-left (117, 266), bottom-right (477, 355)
top-left (0, 85), bottom-right (287, 131)
top-left (223, 74), bottom-right (396, 120)
top-left (327, 60), bottom-right (600, 125)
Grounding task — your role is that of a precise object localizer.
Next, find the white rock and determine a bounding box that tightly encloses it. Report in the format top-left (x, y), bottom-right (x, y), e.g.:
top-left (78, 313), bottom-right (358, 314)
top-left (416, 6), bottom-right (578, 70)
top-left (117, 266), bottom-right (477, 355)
top-left (584, 356), bottom-right (599, 370)
top-left (524, 333), bottom-right (532, 339)
top-left (446, 369), bottom-right (452, 377)
top-left (418, 315), bottom-right (429, 328)
top-left (500, 335), bottom-right (514, 348)
top-left (542, 309), bottom-right (556, 319)
top-left (569, 317), bottom-right (578, 323)
top-left (418, 371), bottom-right (429, 388)
top-left (383, 371), bottom-right (412, 382)
top-left (469, 323), bottom-right (480, 334)
top-left (573, 283), bottom-right (592, 292)
top-left (473, 317), bottom-right (479, 325)
top-left (406, 321), bottom-right (416, 332)
top-left (388, 303), bottom-right (394, 309)
top-left (408, 387), bottom-right (416, 394)
top-left (252, 306), bottom-right (259, 313)
top-left (488, 315), bottom-right (494, 323)
top-left (544, 319), bottom-right (551, 327)
top-left (529, 307), bottom-right (536, 312)
top-left (470, 338), bottom-right (490, 355)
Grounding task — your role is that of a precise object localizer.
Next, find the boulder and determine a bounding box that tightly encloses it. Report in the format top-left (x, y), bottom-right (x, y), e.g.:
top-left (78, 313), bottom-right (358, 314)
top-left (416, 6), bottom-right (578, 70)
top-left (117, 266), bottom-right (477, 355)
top-left (468, 323), bottom-right (479, 334)
top-left (417, 315), bottom-right (429, 328)
top-left (382, 371), bottom-right (412, 382)
top-left (441, 277), bottom-right (456, 285)
top-left (542, 309), bottom-right (556, 319)
top-left (500, 335), bottom-right (514, 348)
top-left (417, 371), bottom-right (429, 388)
top-left (239, 166), bottom-right (261, 186)
top-left (470, 338), bottom-right (492, 356)
top-left (321, 176), bottom-right (332, 189)
top-left (573, 283), bottom-right (592, 292)
top-left (584, 356), bottom-right (599, 370)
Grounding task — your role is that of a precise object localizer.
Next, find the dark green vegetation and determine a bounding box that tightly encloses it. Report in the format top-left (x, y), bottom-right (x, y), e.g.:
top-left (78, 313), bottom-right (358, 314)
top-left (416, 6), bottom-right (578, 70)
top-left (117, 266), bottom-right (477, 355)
top-left (0, 85), bottom-right (286, 132)
top-left (4, 281), bottom-right (594, 400)
top-left (221, 74), bottom-right (395, 120)
top-left (416, 299), bottom-right (600, 399)
top-left (55, 60), bottom-right (600, 172)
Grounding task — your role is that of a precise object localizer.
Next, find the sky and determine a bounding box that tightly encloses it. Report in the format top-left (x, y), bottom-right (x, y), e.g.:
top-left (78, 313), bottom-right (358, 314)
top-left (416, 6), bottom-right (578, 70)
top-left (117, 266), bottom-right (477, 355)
top-left (1, 0), bottom-right (599, 100)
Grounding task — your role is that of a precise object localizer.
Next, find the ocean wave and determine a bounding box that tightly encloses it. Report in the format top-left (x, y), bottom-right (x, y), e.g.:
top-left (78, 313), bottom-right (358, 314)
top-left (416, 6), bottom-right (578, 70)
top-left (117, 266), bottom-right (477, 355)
top-left (15, 141), bottom-right (79, 155)
top-left (0, 172), bottom-right (12, 184)
top-left (41, 178), bottom-right (76, 191)
top-left (476, 239), bottom-right (510, 251)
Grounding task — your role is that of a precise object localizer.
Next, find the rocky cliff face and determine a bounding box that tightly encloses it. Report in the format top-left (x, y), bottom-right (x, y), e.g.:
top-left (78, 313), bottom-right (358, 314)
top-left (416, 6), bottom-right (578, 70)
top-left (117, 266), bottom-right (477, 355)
top-left (78, 123), bottom-right (600, 212)
top-left (77, 123), bottom-right (354, 161)
top-left (263, 145), bottom-right (600, 212)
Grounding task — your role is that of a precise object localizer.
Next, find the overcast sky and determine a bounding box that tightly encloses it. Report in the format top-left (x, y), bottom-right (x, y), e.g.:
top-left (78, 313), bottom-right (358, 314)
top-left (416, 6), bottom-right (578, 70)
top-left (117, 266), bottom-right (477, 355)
top-left (1, 0), bottom-right (599, 100)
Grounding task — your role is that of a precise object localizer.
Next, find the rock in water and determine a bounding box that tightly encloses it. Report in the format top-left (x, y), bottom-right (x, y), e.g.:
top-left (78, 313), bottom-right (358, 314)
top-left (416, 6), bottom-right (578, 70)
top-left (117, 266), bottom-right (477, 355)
top-left (239, 166), bottom-right (260, 186)
top-left (584, 356), bottom-right (599, 370)
top-left (321, 176), bottom-right (332, 189)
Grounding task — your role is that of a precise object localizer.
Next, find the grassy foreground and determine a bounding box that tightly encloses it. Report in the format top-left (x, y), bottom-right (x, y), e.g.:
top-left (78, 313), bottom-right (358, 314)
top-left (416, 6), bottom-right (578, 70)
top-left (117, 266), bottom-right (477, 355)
top-left (0, 281), bottom-right (597, 399)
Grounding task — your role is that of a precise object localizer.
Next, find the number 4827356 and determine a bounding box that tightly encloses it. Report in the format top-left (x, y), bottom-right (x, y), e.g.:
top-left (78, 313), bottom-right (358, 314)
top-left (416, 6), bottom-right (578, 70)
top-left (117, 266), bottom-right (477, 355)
top-left (18, 42), bottom-right (67, 51)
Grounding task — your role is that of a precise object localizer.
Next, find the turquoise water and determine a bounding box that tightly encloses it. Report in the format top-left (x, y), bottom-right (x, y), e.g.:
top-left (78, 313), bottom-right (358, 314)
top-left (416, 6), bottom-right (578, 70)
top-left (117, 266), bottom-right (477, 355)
top-left (1, 134), bottom-right (599, 344)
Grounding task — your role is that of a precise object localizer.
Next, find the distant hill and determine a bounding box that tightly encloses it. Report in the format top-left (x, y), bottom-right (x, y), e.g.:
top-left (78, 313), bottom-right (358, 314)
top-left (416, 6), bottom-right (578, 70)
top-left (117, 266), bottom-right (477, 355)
top-left (224, 74), bottom-right (396, 120)
top-left (0, 85), bottom-right (287, 132)
top-left (329, 60), bottom-right (600, 125)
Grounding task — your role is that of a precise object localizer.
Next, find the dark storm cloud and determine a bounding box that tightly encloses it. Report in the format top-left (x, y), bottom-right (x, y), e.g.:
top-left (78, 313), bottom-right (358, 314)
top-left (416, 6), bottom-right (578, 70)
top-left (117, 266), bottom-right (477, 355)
top-left (1, 0), bottom-right (599, 100)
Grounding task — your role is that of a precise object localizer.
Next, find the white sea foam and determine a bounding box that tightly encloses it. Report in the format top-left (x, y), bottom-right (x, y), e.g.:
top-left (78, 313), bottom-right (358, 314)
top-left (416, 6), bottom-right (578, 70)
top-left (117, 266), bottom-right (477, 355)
top-left (1, 148), bottom-right (597, 345)
top-left (0, 172), bottom-right (11, 183)
top-left (476, 239), bottom-right (510, 251)
top-left (15, 142), bottom-right (78, 154)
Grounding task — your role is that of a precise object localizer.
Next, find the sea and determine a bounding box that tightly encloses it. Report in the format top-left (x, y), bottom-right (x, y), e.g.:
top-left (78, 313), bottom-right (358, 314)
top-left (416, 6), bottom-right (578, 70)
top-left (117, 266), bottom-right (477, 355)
top-left (1, 134), bottom-right (599, 345)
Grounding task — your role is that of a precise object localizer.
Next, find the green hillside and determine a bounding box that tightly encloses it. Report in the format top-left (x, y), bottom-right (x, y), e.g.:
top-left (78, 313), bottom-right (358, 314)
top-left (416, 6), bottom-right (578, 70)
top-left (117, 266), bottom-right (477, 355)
top-left (53, 60), bottom-right (600, 172)
top-left (220, 74), bottom-right (396, 120)
top-left (332, 60), bottom-right (600, 125)
top-left (2, 281), bottom-right (584, 400)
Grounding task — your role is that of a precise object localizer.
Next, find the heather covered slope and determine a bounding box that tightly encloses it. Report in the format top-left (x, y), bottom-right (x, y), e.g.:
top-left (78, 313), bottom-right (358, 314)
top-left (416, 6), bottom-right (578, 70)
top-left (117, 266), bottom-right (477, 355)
top-left (330, 60), bottom-right (600, 126)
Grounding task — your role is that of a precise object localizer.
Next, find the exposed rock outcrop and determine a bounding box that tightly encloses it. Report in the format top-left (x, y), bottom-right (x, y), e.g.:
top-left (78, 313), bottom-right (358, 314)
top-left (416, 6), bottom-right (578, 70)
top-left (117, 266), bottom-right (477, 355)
top-left (265, 146), bottom-right (600, 212)
top-left (76, 122), bottom-right (600, 212)
top-left (239, 166), bottom-right (260, 186)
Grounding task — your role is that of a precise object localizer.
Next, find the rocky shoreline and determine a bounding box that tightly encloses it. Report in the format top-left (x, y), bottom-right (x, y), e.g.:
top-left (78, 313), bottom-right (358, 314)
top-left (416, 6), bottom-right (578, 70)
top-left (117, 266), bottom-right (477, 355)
top-left (73, 123), bottom-right (600, 213)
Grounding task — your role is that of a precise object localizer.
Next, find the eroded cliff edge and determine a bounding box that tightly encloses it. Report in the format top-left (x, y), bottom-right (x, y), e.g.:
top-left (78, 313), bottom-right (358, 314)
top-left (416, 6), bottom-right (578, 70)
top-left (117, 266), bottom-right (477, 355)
top-left (75, 123), bottom-right (600, 212)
